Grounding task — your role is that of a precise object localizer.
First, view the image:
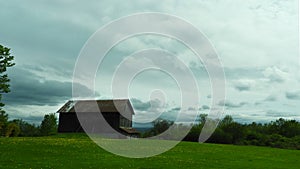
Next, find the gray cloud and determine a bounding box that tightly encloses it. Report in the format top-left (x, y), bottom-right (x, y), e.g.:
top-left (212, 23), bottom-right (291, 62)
top-left (218, 100), bottom-right (248, 109)
top-left (285, 91), bottom-right (300, 100)
top-left (130, 98), bottom-right (164, 111)
top-left (160, 107), bottom-right (182, 122)
top-left (3, 67), bottom-right (98, 106)
top-left (201, 105), bottom-right (210, 110)
top-left (266, 110), bottom-right (299, 118)
top-left (22, 64), bottom-right (73, 81)
top-left (254, 102), bottom-right (262, 106)
top-left (233, 79), bottom-right (254, 91)
top-left (224, 67), bottom-right (264, 79)
top-left (171, 107), bottom-right (181, 111)
top-left (264, 95), bottom-right (277, 102)
top-left (188, 107), bottom-right (196, 111)
top-left (254, 94), bottom-right (278, 105)
top-left (10, 114), bottom-right (44, 125)
top-left (130, 98), bottom-right (151, 111)
top-left (234, 84), bottom-right (251, 91)
top-left (131, 98), bottom-right (181, 123)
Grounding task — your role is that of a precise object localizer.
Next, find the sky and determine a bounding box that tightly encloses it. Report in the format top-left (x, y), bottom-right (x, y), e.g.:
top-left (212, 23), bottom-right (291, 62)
top-left (0, 0), bottom-right (299, 125)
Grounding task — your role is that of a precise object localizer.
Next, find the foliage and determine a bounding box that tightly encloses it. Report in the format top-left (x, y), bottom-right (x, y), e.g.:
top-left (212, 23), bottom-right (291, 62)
top-left (183, 124), bottom-right (203, 142)
top-left (0, 111), bottom-right (8, 136)
top-left (1, 115), bottom-right (56, 137)
top-left (40, 113), bottom-right (58, 136)
top-left (0, 44), bottom-right (15, 136)
top-left (143, 114), bottom-right (300, 150)
top-left (5, 122), bottom-right (20, 137)
top-left (142, 119), bottom-right (174, 137)
top-left (183, 114), bottom-right (300, 150)
top-left (12, 119), bottom-right (40, 136)
top-left (0, 44), bottom-right (15, 95)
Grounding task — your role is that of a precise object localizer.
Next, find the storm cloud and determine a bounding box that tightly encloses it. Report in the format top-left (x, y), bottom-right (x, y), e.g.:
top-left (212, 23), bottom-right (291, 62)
top-left (3, 67), bottom-right (98, 106)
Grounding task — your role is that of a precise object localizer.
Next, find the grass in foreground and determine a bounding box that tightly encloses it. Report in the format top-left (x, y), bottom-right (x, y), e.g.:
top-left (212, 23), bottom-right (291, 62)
top-left (0, 134), bottom-right (299, 169)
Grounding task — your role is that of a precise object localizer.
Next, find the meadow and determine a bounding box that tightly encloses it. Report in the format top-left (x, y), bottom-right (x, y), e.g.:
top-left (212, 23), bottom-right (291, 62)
top-left (0, 134), bottom-right (299, 169)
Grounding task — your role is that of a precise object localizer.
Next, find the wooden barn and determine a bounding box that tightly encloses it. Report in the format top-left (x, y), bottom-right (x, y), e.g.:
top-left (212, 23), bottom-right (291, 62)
top-left (56, 99), bottom-right (139, 137)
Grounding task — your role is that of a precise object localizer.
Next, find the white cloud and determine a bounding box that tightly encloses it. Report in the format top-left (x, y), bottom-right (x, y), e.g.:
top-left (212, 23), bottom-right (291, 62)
top-left (263, 66), bottom-right (289, 83)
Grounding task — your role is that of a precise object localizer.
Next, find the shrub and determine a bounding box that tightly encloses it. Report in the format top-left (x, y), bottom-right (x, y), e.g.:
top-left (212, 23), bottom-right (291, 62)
top-left (5, 122), bottom-right (20, 137)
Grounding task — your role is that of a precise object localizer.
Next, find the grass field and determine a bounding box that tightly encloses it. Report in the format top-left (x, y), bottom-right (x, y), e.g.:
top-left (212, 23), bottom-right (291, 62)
top-left (0, 134), bottom-right (299, 169)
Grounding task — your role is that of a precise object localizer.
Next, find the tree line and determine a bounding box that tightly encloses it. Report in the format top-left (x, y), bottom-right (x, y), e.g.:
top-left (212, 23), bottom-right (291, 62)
top-left (143, 115), bottom-right (300, 150)
top-left (0, 113), bottom-right (58, 137)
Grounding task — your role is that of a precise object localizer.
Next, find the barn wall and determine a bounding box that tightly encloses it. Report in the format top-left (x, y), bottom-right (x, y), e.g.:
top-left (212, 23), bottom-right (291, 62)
top-left (58, 113), bottom-right (83, 132)
top-left (58, 112), bottom-right (121, 133)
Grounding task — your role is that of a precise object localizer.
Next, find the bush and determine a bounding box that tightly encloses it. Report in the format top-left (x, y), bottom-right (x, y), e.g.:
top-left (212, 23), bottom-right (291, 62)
top-left (5, 122), bottom-right (20, 137)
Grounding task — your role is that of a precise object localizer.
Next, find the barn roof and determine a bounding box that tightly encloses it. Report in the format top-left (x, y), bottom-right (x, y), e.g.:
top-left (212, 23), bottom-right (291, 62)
top-left (57, 99), bottom-right (135, 114)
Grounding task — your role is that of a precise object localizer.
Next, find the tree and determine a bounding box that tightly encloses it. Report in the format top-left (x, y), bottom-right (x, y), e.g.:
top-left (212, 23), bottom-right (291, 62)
top-left (143, 119), bottom-right (174, 137)
top-left (0, 45), bottom-right (15, 136)
top-left (220, 115), bottom-right (234, 127)
top-left (267, 118), bottom-right (300, 138)
top-left (221, 122), bottom-right (246, 144)
top-left (0, 111), bottom-right (8, 135)
top-left (197, 114), bottom-right (208, 125)
top-left (184, 124), bottom-right (203, 142)
top-left (40, 113), bottom-right (58, 136)
top-left (151, 119), bottom-right (174, 135)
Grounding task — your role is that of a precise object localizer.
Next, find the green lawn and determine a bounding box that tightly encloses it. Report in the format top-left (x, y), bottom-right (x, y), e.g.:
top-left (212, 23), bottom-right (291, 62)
top-left (0, 134), bottom-right (299, 169)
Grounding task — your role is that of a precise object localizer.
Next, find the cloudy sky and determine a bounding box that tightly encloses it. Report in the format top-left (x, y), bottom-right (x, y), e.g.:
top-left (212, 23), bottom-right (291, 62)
top-left (1, 0), bottom-right (299, 125)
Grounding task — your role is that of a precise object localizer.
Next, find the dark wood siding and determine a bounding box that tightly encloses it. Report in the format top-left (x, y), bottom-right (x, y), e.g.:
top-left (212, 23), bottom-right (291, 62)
top-left (58, 113), bottom-right (83, 132)
top-left (58, 112), bottom-right (122, 133)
